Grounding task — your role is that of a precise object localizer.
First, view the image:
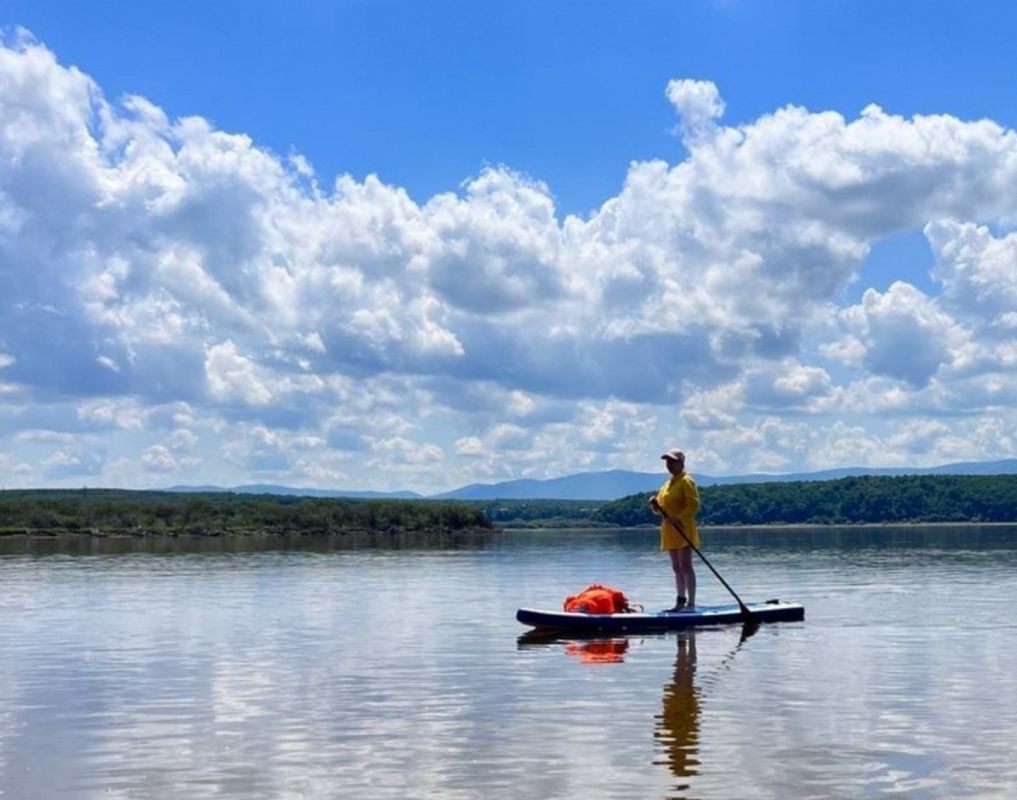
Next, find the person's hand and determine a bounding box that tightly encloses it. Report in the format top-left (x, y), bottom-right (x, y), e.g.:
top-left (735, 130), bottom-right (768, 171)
top-left (649, 497), bottom-right (661, 514)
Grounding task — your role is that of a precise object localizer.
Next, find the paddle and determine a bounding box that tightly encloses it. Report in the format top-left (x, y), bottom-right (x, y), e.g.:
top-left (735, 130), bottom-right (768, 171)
top-left (656, 505), bottom-right (758, 624)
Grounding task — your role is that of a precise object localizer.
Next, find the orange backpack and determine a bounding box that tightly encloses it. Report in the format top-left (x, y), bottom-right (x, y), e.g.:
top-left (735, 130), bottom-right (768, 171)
top-left (563, 583), bottom-right (639, 614)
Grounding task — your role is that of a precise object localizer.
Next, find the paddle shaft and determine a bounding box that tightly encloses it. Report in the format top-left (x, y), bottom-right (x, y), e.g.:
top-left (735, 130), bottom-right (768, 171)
top-left (657, 506), bottom-right (756, 622)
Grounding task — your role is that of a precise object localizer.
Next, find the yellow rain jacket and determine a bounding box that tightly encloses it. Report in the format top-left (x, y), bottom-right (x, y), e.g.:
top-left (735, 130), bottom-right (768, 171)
top-left (656, 472), bottom-right (701, 551)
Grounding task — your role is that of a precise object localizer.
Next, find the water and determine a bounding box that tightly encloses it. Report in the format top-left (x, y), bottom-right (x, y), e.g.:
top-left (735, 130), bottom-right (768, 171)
top-left (2, 526), bottom-right (1017, 799)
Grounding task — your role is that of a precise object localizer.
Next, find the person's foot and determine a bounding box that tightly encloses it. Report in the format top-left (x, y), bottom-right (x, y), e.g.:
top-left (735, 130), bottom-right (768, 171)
top-left (665, 597), bottom-right (687, 613)
top-left (678, 603), bottom-right (696, 613)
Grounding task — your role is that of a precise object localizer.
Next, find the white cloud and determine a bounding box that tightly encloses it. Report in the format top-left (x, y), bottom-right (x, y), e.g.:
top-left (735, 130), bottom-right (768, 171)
top-left (222, 425), bottom-right (291, 472)
top-left (744, 360), bottom-right (834, 409)
top-left (425, 168), bottom-right (565, 313)
top-left (204, 340), bottom-right (273, 406)
top-left (41, 449), bottom-right (104, 479)
top-left (166, 428), bottom-right (199, 452)
top-left (0, 451), bottom-right (32, 481)
top-left (76, 398), bottom-right (148, 430)
top-left (926, 220), bottom-right (1017, 330)
top-left (14, 429), bottom-right (76, 444)
top-left (453, 436), bottom-right (485, 457)
top-left (835, 282), bottom-right (971, 387)
top-left (1, 35), bottom-right (1017, 490)
top-left (371, 435), bottom-right (444, 466)
top-left (140, 444), bottom-right (178, 473)
top-left (666, 79), bottom-right (726, 142)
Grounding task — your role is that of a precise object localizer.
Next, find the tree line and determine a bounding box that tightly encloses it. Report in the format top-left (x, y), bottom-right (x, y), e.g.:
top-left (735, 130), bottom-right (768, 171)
top-left (0, 489), bottom-right (492, 535)
top-left (592, 474), bottom-right (1017, 526)
top-left (468, 499), bottom-right (607, 527)
top-left (2, 474), bottom-right (1015, 535)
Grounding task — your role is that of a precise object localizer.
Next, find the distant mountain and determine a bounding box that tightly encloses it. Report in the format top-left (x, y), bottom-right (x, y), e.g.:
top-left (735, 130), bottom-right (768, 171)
top-left (165, 484), bottom-right (421, 500)
top-left (165, 458), bottom-right (1017, 502)
top-left (433, 469), bottom-right (661, 501)
top-left (434, 458), bottom-right (1017, 500)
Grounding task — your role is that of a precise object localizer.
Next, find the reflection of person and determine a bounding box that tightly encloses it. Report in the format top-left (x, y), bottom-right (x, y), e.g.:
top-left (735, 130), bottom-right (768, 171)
top-left (650, 449), bottom-right (701, 612)
top-left (655, 634), bottom-right (700, 795)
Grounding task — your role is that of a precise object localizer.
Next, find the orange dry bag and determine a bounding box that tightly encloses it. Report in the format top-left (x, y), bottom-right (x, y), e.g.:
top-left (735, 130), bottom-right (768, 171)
top-left (563, 583), bottom-right (636, 614)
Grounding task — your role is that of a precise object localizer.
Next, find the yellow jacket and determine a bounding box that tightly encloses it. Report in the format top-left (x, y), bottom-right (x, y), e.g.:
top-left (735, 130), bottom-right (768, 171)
top-left (656, 473), bottom-right (701, 551)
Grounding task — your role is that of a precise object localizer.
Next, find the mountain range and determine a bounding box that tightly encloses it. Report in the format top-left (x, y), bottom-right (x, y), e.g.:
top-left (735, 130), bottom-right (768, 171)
top-left (168, 458), bottom-right (1017, 501)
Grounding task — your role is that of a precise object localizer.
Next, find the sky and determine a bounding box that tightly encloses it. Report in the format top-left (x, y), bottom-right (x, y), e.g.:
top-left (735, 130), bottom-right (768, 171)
top-left (1, 1), bottom-right (1016, 493)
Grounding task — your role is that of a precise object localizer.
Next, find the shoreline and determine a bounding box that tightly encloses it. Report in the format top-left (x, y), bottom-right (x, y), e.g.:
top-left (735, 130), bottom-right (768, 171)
top-left (0, 525), bottom-right (500, 540)
top-left (497, 521), bottom-right (1017, 532)
top-left (3, 521), bottom-right (1015, 540)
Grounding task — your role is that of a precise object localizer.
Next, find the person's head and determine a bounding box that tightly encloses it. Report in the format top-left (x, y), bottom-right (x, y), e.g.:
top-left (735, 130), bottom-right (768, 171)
top-left (661, 448), bottom-right (685, 474)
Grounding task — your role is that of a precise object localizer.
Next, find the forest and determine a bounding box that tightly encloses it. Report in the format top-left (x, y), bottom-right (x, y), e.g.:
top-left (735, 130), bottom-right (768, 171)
top-left (592, 474), bottom-right (1017, 526)
top-left (0, 489), bottom-right (492, 536)
top-left (1, 474), bottom-right (1015, 536)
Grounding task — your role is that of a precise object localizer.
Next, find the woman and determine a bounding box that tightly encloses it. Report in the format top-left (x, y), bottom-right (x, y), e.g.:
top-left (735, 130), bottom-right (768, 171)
top-left (649, 449), bottom-right (701, 612)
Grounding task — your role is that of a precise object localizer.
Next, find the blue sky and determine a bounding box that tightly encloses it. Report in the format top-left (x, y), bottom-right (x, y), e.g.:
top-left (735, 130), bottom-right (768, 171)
top-left (1, 1), bottom-right (1016, 492)
top-left (11, 0), bottom-right (1017, 215)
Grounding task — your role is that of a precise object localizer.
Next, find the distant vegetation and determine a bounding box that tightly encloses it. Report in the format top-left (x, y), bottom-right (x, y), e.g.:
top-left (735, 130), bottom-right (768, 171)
top-left (0, 489), bottom-right (492, 536)
top-left (468, 499), bottom-right (608, 527)
top-left (2, 474), bottom-right (1015, 537)
top-left (593, 474), bottom-right (1017, 526)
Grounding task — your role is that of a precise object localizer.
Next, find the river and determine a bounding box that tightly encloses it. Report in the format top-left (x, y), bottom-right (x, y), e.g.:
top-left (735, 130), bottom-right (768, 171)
top-left (2, 525), bottom-right (1016, 799)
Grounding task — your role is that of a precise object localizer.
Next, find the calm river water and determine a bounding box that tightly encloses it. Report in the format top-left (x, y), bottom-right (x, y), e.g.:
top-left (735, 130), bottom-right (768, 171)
top-left (2, 525), bottom-right (1017, 799)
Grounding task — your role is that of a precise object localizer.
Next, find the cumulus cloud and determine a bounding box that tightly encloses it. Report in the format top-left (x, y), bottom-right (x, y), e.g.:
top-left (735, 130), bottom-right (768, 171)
top-left (425, 169), bottom-right (565, 313)
top-left (834, 282), bottom-right (969, 387)
top-left (205, 340), bottom-right (274, 406)
top-left (41, 449), bottom-right (104, 479)
top-left (1, 35), bottom-right (1016, 489)
top-left (743, 360), bottom-right (834, 409)
top-left (926, 220), bottom-right (1017, 329)
top-left (222, 425), bottom-right (294, 473)
top-left (140, 444), bottom-right (178, 473)
top-left (666, 79), bottom-right (726, 142)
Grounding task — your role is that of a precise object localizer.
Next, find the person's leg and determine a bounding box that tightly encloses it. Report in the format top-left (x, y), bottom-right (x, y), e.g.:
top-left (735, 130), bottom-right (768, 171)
top-left (677, 547), bottom-right (696, 607)
top-left (668, 549), bottom-right (686, 610)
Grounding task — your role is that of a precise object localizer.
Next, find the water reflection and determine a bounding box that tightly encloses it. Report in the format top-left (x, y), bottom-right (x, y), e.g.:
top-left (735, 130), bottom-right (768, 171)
top-left (655, 634), bottom-right (701, 798)
top-left (655, 623), bottom-right (760, 800)
top-left (0, 529), bottom-right (500, 557)
top-left (516, 631), bottom-right (633, 663)
top-left (517, 630), bottom-right (707, 796)
top-left (5, 525), bottom-right (1016, 798)
top-left (563, 638), bottom-right (630, 664)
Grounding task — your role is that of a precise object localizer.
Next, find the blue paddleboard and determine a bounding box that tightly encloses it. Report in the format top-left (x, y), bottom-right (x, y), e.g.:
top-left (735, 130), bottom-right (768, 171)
top-left (516, 599), bottom-right (804, 633)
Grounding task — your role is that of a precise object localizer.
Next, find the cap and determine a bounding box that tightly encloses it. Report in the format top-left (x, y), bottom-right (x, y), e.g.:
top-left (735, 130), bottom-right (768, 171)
top-left (660, 449), bottom-right (685, 461)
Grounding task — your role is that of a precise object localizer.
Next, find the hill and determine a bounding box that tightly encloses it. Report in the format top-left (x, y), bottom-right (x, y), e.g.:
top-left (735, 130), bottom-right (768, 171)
top-left (0, 489), bottom-right (486, 535)
top-left (167, 484), bottom-right (421, 500)
top-left (434, 458), bottom-right (1017, 500)
top-left (160, 459), bottom-right (1017, 502)
top-left (593, 474), bottom-right (1017, 526)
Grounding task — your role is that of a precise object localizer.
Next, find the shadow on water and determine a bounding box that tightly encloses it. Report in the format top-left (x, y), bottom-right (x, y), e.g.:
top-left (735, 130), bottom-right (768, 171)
top-left (518, 622), bottom-right (760, 800)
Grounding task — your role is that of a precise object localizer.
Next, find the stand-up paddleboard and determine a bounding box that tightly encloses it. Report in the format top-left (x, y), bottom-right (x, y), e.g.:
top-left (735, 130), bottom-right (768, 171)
top-left (516, 599), bottom-right (804, 633)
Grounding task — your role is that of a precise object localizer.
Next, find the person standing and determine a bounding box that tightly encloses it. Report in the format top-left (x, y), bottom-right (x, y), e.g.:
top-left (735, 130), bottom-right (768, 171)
top-left (650, 449), bottom-right (701, 612)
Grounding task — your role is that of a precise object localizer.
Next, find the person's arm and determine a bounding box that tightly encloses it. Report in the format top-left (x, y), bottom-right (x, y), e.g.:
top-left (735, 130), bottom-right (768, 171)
top-left (650, 488), bottom-right (663, 515)
top-left (684, 477), bottom-right (700, 520)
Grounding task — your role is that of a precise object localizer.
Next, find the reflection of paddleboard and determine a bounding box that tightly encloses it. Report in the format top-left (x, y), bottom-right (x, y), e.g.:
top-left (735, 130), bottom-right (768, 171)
top-left (516, 599), bottom-right (804, 632)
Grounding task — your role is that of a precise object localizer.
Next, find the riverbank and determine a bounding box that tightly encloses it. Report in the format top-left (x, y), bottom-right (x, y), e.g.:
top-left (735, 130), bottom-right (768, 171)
top-left (0, 526), bottom-right (503, 556)
top-left (497, 520), bottom-right (1017, 531)
top-left (0, 525), bottom-right (498, 539)
top-left (0, 489), bottom-right (494, 539)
